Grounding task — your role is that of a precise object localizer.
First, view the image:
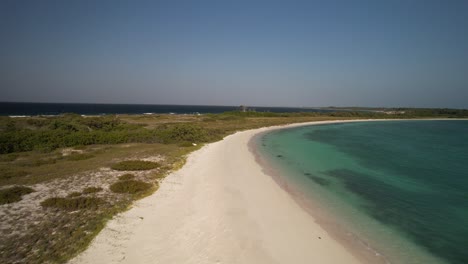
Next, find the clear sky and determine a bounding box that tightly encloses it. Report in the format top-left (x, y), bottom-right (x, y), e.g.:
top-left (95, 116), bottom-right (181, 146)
top-left (1, 0), bottom-right (467, 108)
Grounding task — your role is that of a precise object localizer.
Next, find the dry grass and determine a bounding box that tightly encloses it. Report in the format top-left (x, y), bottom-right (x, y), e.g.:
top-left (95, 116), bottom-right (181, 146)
top-left (111, 160), bottom-right (160, 171)
top-left (0, 113), bottom-right (353, 263)
top-left (66, 153), bottom-right (95, 161)
top-left (82, 186), bottom-right (103, 194)
top-left (41, 197), bottom-right (103, 210)
top-left (67, 191), bottom-right (82, 198)
top-left (0, 168), bottom-right (29, 181)
top-left (0, 144), bottom-right (176, 187)
top-left (0, 153), bottom-right (19, 162)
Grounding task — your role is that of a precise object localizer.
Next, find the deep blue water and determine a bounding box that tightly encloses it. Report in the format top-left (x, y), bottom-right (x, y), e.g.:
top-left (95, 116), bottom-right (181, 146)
top-left (0, 102), bottom-right (332, 116)
top-left (259, 120), bottom-right (468, 264)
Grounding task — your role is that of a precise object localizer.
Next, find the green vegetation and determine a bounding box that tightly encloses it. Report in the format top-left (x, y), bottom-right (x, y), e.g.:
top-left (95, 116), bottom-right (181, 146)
top-left (118, 173), bottom-right (135, 181)
top-left (0, 186), bottom-right (34, 204)
top-left (82, 186), bottom-right (103, 194)
top-left (323, 107), bottom-right (468, 118)
top-left (110, 180), bottom-right (154, 194)
top-left (0, 114), bottom-right (153, 154)
top-left (4, 110), bottom-right (465, 155)
top-left (0, 112), bottom-right (367, 154)
top-left (41, 197), bottom-right (103, 210)
top-left (157, 123), bottom-right (211, 143)
top-left (111, 160), bottom-right (160, 171)
top-left (0, 110), bottom-right (466, 264)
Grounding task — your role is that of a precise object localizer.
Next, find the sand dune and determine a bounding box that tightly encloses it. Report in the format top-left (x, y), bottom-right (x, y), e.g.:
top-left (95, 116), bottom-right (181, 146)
top-left (69, 121), bottom-right (363, 264)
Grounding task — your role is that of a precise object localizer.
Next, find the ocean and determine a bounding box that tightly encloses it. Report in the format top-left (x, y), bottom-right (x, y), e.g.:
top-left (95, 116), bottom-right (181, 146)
top-left (257, 120), bottom-right (468, 264)
top-left (0, 102), bottom-right (332, 116)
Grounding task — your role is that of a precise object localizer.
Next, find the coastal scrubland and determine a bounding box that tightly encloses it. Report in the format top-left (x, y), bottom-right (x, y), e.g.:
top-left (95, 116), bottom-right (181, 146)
top-left (0, 109), bottom-right (466, 263)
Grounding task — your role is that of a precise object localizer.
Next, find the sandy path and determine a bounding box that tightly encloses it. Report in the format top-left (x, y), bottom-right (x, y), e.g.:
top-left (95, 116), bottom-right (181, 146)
top-left (70, 121), bottom-right (363, 264)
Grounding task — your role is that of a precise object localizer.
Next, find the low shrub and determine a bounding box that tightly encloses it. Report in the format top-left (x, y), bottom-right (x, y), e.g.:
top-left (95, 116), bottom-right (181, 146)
top-left (150, 172), bottom-right (166, 179)
top-left (0, 186), bottom-right (35, 204)
top-left (111, 160), bottom-right (159, 171)
top-left (118, 174), bottom-right (135, 181)
top-left (0, 115), bottom-right (160, 154)
top-left (82, 187), bottom-right (103, 194)
top-left (110, 180), bottom-right (153, 194)
top-left (41, 197), bottom-right (102, 210)
top-left (67, 192), bottom-right (82, 198)
top-left (157, 124), bottom-right (210, 143)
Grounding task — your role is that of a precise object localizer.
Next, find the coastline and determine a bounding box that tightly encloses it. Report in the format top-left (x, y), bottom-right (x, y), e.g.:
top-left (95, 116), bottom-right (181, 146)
top-left (248, 119), bottom-right (426, 264)
top-left (68, 118), bottom-right (465, 264)
top-left (69, 120), bottom-right (370, 264)
top-left (250, 119), bottom-right (467, 264)
top-left (249, 120), bottom-right (391, 264)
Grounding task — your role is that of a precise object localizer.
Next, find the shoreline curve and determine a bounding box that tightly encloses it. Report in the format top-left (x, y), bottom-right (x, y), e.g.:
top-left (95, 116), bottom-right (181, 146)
top-left (69, 118), bottom-right (462, 264)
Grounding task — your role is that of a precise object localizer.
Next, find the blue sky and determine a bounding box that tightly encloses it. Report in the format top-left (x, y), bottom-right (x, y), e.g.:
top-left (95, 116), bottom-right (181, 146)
top-left (1, 0), bottom-right (467, 108)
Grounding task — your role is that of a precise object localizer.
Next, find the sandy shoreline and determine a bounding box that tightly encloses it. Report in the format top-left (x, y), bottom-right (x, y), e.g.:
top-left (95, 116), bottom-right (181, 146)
top-left (69, 119), bottom-right (456, 264)
top-left (249, 121), bottom-right (390, 264)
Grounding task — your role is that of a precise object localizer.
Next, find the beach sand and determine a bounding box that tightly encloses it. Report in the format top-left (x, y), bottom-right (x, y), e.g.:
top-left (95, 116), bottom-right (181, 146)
top-left (69, 121), bottom-right (366, 264)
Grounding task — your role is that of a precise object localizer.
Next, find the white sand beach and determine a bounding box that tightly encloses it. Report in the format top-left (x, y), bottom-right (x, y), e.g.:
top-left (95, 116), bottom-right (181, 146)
top-left (69, 121), bottom-right (367, 264)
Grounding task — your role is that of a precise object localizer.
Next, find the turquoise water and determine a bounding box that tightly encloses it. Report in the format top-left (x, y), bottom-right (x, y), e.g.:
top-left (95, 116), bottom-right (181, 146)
top-left (258, 120), bottom-right (468, 264)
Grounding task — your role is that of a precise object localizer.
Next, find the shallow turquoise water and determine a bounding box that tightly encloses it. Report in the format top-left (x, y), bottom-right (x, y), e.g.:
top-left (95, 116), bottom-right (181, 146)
top-left (258, 120), bottom-right (468, 264)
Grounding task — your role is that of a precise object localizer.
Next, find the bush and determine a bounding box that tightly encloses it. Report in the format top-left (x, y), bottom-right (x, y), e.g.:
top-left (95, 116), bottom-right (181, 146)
top-left (110, 180), bottom-right (153, 194)
top-left (79, 116), bottom-right (122, 131)
top-left (118, 174), bottom-right (135, 181)
top-left (82, 187), bottom-right (103, 194)
top-left (111, 160), bottom-right (159, 171)
top-left (67, 192), bottom-right (82, 198)
top-left (157, 124), bottom-right (210, 143)
top-left (0, 186), bottom-right (35, 204)
top-left (0, 116), bottom-right (160, 154)
top-left (41, 197), bottom-right (103, 210)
